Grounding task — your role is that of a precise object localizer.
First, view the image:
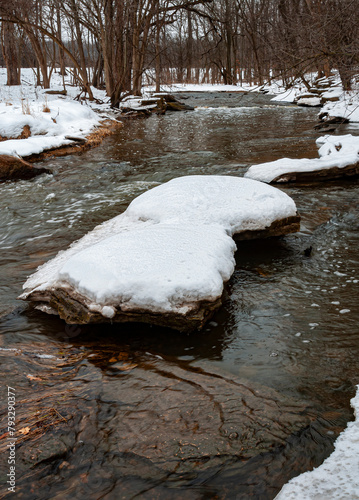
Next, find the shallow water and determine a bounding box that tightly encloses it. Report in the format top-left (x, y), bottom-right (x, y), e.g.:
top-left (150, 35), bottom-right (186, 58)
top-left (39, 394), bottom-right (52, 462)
top-left (0, 93), bottom-right (358, 499)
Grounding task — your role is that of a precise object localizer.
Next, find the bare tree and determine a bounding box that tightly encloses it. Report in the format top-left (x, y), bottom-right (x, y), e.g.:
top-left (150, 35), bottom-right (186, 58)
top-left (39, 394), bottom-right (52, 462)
top-left (1, 20), bottom-right (21, 85)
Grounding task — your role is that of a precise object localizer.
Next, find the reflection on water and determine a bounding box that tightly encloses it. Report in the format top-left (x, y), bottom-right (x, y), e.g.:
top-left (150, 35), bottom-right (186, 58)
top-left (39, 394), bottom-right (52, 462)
top-left (0, 93), bottom-right (358, 499)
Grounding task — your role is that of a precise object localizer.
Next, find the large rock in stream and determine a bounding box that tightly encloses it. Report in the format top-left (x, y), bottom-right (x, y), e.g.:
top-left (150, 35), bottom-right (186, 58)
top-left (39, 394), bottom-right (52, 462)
top-left (245, 134), bottom-right (359, 183)
top-left (20, 176), bottom-right (300, 330)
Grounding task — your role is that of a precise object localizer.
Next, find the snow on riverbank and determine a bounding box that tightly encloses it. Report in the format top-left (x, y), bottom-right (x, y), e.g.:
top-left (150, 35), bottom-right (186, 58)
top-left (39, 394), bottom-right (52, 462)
top-left (271, 72), bottom-right (359, 123)
top-left (321, 91), bottom-right (359, 122)
top-left (275, 385), bottom-right (359, 499)
top-left (0, 68), bottom-right (112, 159)
top-left (245, 134), bottom-right (359, 183)
top-left (0, 99), bottom-right (103, 157)
top-left (143, 82), bottom-right (257, 93)
top-left (20, 176), bottom-right (298, 323)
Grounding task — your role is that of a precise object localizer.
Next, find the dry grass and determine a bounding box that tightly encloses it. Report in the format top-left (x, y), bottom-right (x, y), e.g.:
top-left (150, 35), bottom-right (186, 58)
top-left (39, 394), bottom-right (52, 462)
top-left (42, 97), bottom-right (51, 113)
top-left (0, 390), bottom-right (75, 452)
top-left (85, 121), bottom-right (120, 147)
top-left (21, 99), bottom-right (32, 115)
top-left (16, 407), bottom-right (70, 445)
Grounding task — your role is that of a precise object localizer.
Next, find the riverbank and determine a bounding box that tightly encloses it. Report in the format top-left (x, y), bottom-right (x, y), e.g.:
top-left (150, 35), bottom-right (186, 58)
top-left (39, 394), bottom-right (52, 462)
top-left (271, 72), bottom-right (359, 124)
top-left (276, 385), bottom-right (359, 499)
top-left (0, 68), bottom-right (122, 164)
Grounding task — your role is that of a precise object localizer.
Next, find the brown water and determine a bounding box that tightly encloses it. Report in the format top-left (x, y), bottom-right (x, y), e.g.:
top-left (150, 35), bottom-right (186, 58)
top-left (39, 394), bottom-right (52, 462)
top-left (0, 93), bottom-right (358, 499)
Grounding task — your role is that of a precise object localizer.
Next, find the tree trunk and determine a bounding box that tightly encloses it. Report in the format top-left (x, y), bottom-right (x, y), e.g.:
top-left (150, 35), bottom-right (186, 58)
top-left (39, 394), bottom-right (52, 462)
top-left (186, 10), bottom-right (193, 83)
top-left (68, 0), bottom-right (93, 100)
top-left (24, 28), bottom-right (50, 88)
top-left (92, 54), bottom-right (104, 88)
top-left (57, 8), bottom-right (66, 78)
top-left (155, 3), bottom-right (161, 92)
top-left (1, 22), bottom-right (21, 85)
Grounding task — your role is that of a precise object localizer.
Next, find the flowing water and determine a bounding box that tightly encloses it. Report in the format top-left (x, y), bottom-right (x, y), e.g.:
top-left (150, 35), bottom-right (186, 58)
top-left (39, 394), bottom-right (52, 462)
top-left (0, 92), bottom-right (358, 499)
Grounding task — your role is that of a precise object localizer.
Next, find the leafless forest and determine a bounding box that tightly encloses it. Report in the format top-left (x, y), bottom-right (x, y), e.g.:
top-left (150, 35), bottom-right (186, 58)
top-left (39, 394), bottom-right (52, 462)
top-left (0, 0), bottom-right (358, 106)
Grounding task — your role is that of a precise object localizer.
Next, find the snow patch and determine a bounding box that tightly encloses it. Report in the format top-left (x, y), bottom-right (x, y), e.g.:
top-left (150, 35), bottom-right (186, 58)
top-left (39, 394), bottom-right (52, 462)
top-left (275, 386), bottom-right (359, 500)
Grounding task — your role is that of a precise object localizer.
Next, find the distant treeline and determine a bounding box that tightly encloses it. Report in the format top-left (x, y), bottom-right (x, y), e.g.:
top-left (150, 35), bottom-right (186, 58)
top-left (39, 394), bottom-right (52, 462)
top-left (0, 0), bottom-right (358, 106)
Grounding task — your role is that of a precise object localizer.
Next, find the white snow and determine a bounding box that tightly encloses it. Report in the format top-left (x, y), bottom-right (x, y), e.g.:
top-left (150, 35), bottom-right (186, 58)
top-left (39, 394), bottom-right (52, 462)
top-left (58, 223), bottom-right (236, 313)
top-left (244, 134), bottom-right (359, 183)
top-left (271, 88), bottom-right (301, 103)
top-left (21, 175), bottom-right (298, 318)
top-left (125, 176), bottom-right (297, 233)
top-left (321, 88), bottom-right (343, 100)
top-left (321, 90), bottom-right (359, 122)
top-left (297, 97), bottom-right (322, 107)
top-left (275, 385), bottom-right (359, 500)
top-left (339, 309), bottom-right (350, 314)
top-left (0, 68), bottom-right (111, 159)
top-left (0, 99), bottom-right (101, 158)
top-left (143, 83), bottom-right (256, 93)
top-left (101, 306), bottom-right (117, 318)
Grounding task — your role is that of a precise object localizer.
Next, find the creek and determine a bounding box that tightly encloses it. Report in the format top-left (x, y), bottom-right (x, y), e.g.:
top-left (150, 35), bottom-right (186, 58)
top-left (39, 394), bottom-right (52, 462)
top-left (0, 92), bottom-right (358, 499)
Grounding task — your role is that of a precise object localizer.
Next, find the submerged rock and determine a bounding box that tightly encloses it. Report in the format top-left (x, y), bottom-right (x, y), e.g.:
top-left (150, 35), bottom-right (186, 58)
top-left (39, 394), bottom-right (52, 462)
top-left (0, 154), bottom-right (50, 181)
top-left (20, 176), bottom-right (300, 330)
top-left (0, 345), bottom-right (316, 497)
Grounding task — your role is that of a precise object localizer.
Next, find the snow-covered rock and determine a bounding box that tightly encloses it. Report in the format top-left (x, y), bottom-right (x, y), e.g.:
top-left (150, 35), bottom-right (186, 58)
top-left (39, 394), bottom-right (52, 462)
top-left (297, 96), bottom-right (322, 107)
top-left (271, 88), bottom-right (301, 103)
top-left (320, 87), bottom-right (342, 103)
top-left (245, 134), bottom-right (359, 184)
top-left (275, 385), bottom-right (359, 500)
top-left (20, 175), bottom-right (300, 331)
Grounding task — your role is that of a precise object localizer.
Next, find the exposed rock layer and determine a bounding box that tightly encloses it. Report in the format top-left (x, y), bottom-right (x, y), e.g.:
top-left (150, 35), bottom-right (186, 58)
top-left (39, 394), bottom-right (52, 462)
top-left (0, 154), bottom-right (50, 181)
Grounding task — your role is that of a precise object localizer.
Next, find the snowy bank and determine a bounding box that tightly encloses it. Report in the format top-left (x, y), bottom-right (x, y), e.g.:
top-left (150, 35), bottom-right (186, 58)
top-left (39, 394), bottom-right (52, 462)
top-left (271, 74), bottom-right (344, 108)
top-left (0, 68), bottom-right (119, 161)
top-left (143, 83), bottom-right (255, 93)
top-left (20, 175), bottom-right (300, 331)
top-left (0, 98), bottom-right (104, 158)
top-left (320, 91), bottom-right (359, 123)
top-left (275, 385), bottom-right (359, 500)
top-left (245, 134), bottom-right (359, 183)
